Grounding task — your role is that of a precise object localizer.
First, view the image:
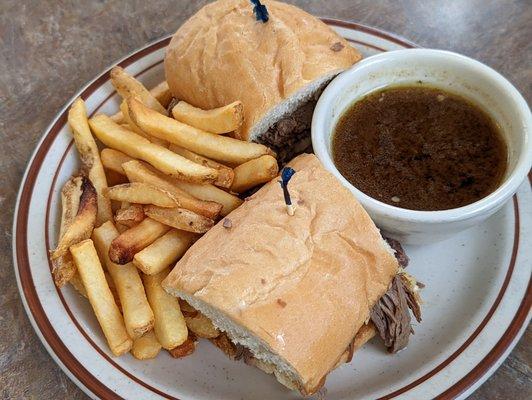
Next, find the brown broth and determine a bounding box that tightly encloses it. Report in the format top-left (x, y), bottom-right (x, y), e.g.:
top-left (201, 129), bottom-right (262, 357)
top-left (332, 86), bottom-right (507, 211)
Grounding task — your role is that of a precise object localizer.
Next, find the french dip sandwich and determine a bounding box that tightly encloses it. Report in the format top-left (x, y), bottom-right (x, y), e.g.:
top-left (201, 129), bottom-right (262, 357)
top-left (165, 0), bottom-right (362, 162)
top-left (163, 154), bottom-right (421, 395)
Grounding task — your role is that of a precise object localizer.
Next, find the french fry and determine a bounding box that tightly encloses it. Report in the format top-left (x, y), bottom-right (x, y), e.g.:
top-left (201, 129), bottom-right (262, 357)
top-left (105, 270), bottom-right (122, 311)
top-left (55, 176), bottom-right (81, 289)
top-left (143, 269), bottom-right (188, 350)
top-left (173, 181), bottom-right (242, 217)
top-left (103, 183), bottom-right (179, 208)
top-left (116, 223), bottom-right (129, 234)
top-left (133, 229), bottom-right (196, 275)
top-left (53, 254), bottom-right (77, 289)
top-left (144, 205), bottom-right (214, 234)
top-left (128, 98), bottom-right (275, 164)
top-left (131, 330), bottom-right (162, 360)
top-left (230, 155), bottom-right (279, 193)
top-left (185, 313), bottom-right (219, 339)
top-left (122, 160), bottom-right (222, 219)
top-left (120, 100), bottom-right (168, 147)
top-left (115, 203), bottom-right (145, 228)
top-left (68, 98), bottom-right (113, 225)
top-left (150, 81), bottom-right (173, 108)
top-left (169, 144), bottom-right (234, 188)
top-left (51, 176), bottom-right (97, 287)
top-left (109, 81), bottom-right (172, 122)
top-left (171, 100), bottom-right (243, 134)
top-left (109, 217), bottom-right (170, 264)
top-left (70, 239), bottom-right (132, 356)
top-left (51, 176), bottom-right (97, 259)
top-left (101, 148), bottom-right (135, 175)
top-left (110, 66), bottom-right (168, 115)
top-left (89, 115), bottom-right (218, 183)
top-left (92, 221), bottom-right (154, 339)
top-left (110, 111), bottom-right (124, 124)
top-left (168, 333), bottom-right (197, 358)
top-left (69, 272), bottom-right (88, 298)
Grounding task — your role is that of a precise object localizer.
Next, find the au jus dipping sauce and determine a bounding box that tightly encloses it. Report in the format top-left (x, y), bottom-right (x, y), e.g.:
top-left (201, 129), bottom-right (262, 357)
top-left (332, 86), bottom-right (507, 211)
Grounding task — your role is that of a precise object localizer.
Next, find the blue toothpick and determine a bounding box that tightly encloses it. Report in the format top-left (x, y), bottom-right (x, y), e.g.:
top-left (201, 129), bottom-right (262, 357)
top-left (250, 0), bottom-right (269, 23)
top-left (279, 167), bottom-right (296, 215)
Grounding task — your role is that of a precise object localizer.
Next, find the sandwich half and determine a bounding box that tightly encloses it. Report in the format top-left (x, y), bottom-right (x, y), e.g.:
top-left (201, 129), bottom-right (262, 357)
top-left (165, 0), bottom-right (362, 162)
top-left (163, 154), bottom-right (421, 395)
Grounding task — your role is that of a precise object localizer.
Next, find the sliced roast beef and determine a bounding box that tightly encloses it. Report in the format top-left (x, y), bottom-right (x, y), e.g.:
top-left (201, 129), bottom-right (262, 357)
top-left (384, 237), bottom-right (409, 267)
top-left (371, 238), bottom-right (422, 353)
top-left (255, 97), bottom-right (317, 165)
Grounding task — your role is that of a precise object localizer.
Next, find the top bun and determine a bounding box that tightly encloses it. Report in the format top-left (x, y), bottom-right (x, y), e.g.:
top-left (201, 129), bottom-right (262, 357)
top-left (165, 0), bottom-right (361, 140)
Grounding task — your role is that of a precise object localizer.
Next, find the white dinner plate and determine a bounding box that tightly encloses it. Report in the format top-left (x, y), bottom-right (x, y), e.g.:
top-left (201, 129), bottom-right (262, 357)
top-left (12, 19), bottom-right (532, 400)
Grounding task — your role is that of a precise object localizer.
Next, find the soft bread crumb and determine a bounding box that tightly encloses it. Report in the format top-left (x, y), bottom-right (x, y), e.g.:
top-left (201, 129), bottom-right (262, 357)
top-left (165, 287), bottom-right (303, 389)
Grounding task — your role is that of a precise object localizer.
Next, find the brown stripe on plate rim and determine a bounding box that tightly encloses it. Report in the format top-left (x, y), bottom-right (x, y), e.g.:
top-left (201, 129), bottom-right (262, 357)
top-left (321, 18), bottom-right (417, 48)
top-left (435, 273), bottom-right (531, 399)
top-left (14, 19), bottom-right (528, 400)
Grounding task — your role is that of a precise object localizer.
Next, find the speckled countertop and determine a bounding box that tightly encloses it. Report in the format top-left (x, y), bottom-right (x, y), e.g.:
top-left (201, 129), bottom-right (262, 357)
top-left (0, 1), bottom-right (530, 399)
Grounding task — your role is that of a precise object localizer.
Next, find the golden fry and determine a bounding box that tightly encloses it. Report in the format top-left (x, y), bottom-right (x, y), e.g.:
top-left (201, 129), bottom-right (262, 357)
top-left (89, 115), bottom-right (218, 183)
top-left (55, 176), bottom-right (81, 288)
top-left (122, 160), bottom-right (222, 219)
top-left (150, 81), bottom-right (173, 108)
top-left (69, 272), bottom-right (88, 298)
top-left (174, 181), bottom-right (242, 217)
top-left (104, 182), bottom-right (179, 208)
top-left (120, 100), bottom-right (168, 147)
top-left (128, 98), bottom-right (275, 164)
top-left (133, 229), bottom-right (196, 275)
top-left (70, 239), bottom-right (132, 356)
top-left (93, 222), bottom-right (154, 339)
top-left (110, 111), bottom-right (124, 124)
top-left (115, 203), bottom-right (145, 228)
top-left (110, 66), bottom-right (168, 115)
top-left (51, 176), bottom-right (97, 287)
top-left (230, 155), bottom-right (279, 193)
top-left (169, 144), bottom-right (234, 188)
top-left (68, 98), bottom-right (113, 224)
top-left (131, 330), bottom-right (162, 360)
top-left (101, 148), bottom-right (135, 175)
top-left (144, 205), bottom-right (214, 234)
top-left (110, 80), bottom-right (172, 122)
top-left (171, 100), bottom-right (243, 134)
top-left (109, 217), bottom-right (170, 264)
top-left (143, 269), bottom-right (188, 350)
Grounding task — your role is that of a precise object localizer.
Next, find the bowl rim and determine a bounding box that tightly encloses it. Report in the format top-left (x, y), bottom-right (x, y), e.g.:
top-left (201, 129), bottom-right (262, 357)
top-left (311, 48), bottom-right (532, 223)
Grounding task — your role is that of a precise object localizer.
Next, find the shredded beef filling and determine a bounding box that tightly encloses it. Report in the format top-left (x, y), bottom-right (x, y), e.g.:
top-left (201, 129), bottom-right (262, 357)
top-left (254, 96), bottom-right (317, 165)
top-left (370, 238), bottom-right (422, 353)
top-left (384, 237), bottom-right (410, 268)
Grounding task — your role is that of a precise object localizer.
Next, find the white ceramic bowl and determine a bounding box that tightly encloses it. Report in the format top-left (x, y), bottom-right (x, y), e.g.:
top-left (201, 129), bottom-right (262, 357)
top-left (312, 49), bottom-right (531, 244)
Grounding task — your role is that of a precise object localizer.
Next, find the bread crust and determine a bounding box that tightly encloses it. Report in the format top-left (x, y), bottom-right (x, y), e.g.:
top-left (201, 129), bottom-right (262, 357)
top-left (163, 154), bottom-right (398, 394)
top-left (165, 0), bottom-right (361, 140)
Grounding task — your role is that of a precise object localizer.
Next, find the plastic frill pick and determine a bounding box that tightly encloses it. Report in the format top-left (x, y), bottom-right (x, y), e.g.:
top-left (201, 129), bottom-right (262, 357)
top-left (250, 0), bottom-right (269, 23)
top-left (278, 167), bottom-right (296, 216)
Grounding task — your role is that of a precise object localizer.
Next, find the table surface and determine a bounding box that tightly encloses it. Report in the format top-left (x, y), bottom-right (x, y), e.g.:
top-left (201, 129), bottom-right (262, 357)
top-left (1, 0), bottom-right (530, 399)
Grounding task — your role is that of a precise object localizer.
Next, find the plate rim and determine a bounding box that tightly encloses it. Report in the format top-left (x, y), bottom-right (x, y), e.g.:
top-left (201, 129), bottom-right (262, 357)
top-left (12, 18), bottom-right (532, 400)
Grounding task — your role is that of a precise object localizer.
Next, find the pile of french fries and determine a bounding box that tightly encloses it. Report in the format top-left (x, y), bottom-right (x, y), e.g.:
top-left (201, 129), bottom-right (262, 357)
top-left (49, 66), bottom-right (279, 359)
